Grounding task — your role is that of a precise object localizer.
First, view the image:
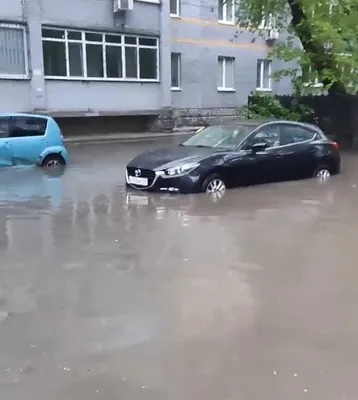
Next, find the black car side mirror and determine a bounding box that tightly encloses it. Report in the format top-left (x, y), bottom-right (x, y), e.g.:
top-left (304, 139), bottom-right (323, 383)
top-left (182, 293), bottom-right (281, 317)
top-left (250, 142), bottom-right (268, 153)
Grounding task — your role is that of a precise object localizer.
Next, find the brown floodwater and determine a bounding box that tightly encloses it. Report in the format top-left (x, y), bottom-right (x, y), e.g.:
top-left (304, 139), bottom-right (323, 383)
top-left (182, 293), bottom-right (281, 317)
top-left (0, 139), bottom-right (357, 400)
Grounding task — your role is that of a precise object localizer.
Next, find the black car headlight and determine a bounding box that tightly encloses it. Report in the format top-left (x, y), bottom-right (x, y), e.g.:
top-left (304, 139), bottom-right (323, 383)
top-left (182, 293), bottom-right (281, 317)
top-left (165, 162), bottom-right (200, 176)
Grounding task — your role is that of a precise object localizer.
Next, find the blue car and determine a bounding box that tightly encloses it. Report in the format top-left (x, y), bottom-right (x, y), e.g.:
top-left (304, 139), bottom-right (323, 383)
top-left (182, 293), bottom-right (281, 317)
top-left (0, 113), bottom-right (69, 168)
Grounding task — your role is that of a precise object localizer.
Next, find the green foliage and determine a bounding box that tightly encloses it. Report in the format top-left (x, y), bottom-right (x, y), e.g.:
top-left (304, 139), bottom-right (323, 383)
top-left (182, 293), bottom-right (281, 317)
top-left (236, 0), bottom-right (358, 93)
top-left (238, 92), bottom-right (314, 121)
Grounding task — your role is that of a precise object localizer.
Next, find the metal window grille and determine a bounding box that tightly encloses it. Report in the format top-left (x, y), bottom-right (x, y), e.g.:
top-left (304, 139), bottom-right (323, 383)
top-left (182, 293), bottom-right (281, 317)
top-left (0, 24), bottom-right (28, 78)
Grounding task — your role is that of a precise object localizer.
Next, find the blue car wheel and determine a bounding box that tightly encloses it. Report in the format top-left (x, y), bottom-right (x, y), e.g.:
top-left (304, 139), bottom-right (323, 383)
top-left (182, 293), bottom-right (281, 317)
top-left (41, 153), bottom-right (66, 168)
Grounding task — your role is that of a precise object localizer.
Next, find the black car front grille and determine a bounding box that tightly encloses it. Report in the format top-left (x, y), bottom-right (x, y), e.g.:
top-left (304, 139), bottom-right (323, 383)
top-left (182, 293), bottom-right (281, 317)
top-left (127, 167), bottom-right (156, 179)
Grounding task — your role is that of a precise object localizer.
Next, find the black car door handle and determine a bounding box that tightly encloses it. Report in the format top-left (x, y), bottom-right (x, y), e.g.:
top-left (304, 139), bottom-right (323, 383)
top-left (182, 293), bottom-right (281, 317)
top-left (277, 150), bottom-right (295, 156)
top-left (277, 153), bottom-right (290, 158)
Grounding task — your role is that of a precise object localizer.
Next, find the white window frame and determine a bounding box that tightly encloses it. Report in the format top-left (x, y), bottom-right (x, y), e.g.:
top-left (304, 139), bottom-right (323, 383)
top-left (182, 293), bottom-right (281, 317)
top-left (337, 53), bottom-right (354, 87)
top-left (258, 14), bottom-right (274, 30)
top-left (256, 59), bottom-right (272, 91)
top-left (329, 1), bottom-right (336, 14)
top-left (218, 0), bottom-right (235, 24)
top-left (0, 23), bottom-right (29, 79)
top-left (218, 56), bottom-right (235, 91)
top-left (42, 27), bottom-right (159, 82)
top-left (310, 1), bottom-right (337, 18)
top-left (171, 52), bottom-right (181, 90)
top-left (170, 0), bottom-right (180, 16)
top-left (302, 65), bottom-right (323, 88)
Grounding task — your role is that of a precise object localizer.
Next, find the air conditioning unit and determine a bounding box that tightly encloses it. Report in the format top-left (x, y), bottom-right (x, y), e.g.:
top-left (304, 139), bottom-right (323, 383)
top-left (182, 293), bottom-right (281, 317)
top-left (114, 0), bottom-right (134, 12)
top-left (266, 29), bottom-right (279, 41)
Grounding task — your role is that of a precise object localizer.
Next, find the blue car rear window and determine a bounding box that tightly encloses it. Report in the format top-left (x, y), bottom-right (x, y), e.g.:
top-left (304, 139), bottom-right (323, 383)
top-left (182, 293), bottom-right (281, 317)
top-left (9, 117), bottom-right (47, 138)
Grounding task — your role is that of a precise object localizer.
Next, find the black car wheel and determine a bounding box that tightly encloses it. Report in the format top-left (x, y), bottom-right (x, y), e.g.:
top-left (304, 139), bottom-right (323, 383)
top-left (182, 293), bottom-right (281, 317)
top-left (313, 165), bottom-right (331, 182)
top-left (202, 173), bottom-right (226, 194)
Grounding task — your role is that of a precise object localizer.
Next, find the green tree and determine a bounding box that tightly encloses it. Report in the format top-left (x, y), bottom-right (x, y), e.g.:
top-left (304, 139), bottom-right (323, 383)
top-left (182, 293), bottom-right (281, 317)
top-left (236, 0), bottom-right (358, 95)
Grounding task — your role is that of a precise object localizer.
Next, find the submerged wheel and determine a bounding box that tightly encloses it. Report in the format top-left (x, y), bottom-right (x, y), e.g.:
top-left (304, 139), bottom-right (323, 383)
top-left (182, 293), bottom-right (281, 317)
top-left (202, 173), bottom-right (226, 195)
top-left (41, 154), bottom-right (65, 168)
top-left (314, 165), bottom-right (331, 182)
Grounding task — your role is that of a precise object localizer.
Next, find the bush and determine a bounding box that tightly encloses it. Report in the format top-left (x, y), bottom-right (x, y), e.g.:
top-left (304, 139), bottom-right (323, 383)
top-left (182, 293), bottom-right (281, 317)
top-left (239, 92), bottom-right (314, 122)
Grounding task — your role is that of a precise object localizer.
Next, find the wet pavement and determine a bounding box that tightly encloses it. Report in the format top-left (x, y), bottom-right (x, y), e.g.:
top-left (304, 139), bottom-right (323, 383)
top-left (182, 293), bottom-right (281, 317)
top-left (1, 138), bottom-right (358, 399)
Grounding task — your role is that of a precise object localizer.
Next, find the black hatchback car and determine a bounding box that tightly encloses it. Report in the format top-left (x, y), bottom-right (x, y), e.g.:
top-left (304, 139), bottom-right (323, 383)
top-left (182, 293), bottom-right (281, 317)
top-left (125, 121), bottom-right (340, 194)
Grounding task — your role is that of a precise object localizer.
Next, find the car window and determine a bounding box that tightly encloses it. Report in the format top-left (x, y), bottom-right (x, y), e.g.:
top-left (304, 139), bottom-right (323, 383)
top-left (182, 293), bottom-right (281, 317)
top-left (182, 125), bottom-right (257, 149)
top-left (0, 117), bottom-right (10, 138)
top-left (242, 124), bottom-right (280, 149)
top-left (9, 116), bottom-right (48, 138)
top-left (280, 125), bottom-right (315, 146)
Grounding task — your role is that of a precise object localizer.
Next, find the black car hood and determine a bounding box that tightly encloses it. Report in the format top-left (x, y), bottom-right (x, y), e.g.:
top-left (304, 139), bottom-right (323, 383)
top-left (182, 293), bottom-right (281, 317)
top-left (127, 145), bottom-right (221, 170)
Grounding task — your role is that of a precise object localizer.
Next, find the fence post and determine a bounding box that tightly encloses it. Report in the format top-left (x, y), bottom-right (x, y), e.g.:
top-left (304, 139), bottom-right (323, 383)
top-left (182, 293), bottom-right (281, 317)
top-left (337, 95), bottom-right (354, 148)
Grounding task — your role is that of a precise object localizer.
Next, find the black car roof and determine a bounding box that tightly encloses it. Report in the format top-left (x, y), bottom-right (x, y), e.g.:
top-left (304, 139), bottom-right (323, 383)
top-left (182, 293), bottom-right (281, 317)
top-left (213, 120), bottom-right (320, 130)
top-left (217, 120), bottom-right (266, 126)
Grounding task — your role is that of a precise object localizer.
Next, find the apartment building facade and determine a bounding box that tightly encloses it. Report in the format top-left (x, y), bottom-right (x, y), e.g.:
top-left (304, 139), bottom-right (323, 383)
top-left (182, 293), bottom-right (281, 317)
top-left (0, 0), bottom-right (291, 128)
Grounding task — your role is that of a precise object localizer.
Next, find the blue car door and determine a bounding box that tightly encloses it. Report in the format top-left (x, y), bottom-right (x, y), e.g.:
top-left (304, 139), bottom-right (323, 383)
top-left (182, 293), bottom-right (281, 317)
top-left (0, 117), bottom-right (14, 166)
top-left (8, 116), bottom-right (47, 165)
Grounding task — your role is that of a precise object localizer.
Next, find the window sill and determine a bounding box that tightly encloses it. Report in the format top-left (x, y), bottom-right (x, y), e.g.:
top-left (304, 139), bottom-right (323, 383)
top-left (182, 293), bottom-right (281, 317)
top-left (0, 75), bottom-right (30, 80)
top-left (303, 83), bottom-right (323, 88)
top-left (217, 87), bottom-right (235, 92)
top-left (218, 20), bottom-right (235, 26)
top-left (256, 88), bottom-right (272, 92)
top-left (136, 0), bottom-right (160, 3)
top-left (44, 76), bottom-right (160, 83)
top-left (171, 87), bottom-right (182, 91)
top-left (170, 14), bottom-right (181, 19)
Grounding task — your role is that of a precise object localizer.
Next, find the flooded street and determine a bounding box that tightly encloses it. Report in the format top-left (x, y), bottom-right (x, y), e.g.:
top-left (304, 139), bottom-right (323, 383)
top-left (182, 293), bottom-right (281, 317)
top-left (1, 138), bottom-right (358, 399)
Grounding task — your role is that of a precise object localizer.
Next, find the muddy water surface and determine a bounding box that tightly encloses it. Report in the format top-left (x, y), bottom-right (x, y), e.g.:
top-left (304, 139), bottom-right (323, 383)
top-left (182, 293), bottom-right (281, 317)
top-left (0, 139), bottom-right (357, 399)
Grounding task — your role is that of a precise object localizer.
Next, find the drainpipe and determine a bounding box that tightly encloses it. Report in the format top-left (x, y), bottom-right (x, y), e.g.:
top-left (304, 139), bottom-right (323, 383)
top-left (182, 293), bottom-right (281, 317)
top-left (159, 0), bottom-right (171, 110)
top-left (23, 0), bottom-right (46, 112)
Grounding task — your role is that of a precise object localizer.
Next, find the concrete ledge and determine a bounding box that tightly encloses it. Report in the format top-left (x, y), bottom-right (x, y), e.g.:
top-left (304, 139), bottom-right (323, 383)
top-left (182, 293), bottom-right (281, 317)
top-left (64, 130), bottom-right (194, 144)
top-left (173, 126), bottom-right (203, 132)
top-left (36, 110), bottom-right (161, 118)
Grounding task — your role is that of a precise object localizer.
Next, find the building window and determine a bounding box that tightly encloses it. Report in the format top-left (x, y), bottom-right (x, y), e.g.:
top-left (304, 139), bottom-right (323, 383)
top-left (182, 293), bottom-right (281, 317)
top-left (310, 1), bottom-right (338, 18)
top-left (258, 14), bottom-right (275, 29)
top-left (0, 23), bottom-right (28, 78)
top-left (218, 0), bottom-right (235, 23)
top-left (337, 55), bottom-right (354, 87)
top-left (170, 0), bottom-right (180, 16)
top-left (218, 56), bottom-right (235, 90)
top-left (171, 52), bottom-right (181, 89)
top-left (256, 59), bottom-right (272, 90)
top-left (42, 27), bottom-right (159, 81)
top-left (302, 65), bottom-right (322, 88)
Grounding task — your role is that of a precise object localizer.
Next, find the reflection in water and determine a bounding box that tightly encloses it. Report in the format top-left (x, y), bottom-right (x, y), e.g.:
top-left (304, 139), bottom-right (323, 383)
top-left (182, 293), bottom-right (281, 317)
top-left (0, 164), bottom-right (340, 261)
top-left (0, 161), bottom-right (341, 284)
top-left (0, 166), bottom-right (64, 255)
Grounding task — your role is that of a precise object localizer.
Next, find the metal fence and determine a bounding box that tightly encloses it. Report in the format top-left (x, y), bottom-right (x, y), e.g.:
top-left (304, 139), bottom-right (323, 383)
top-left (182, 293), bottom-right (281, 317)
top-left (249, 93), bottom-right (358, 148)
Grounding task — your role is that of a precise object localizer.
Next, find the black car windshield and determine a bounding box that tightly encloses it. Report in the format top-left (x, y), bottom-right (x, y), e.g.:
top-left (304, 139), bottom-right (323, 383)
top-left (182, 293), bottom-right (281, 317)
top-left (182, 125), bottom-right (257, 149)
